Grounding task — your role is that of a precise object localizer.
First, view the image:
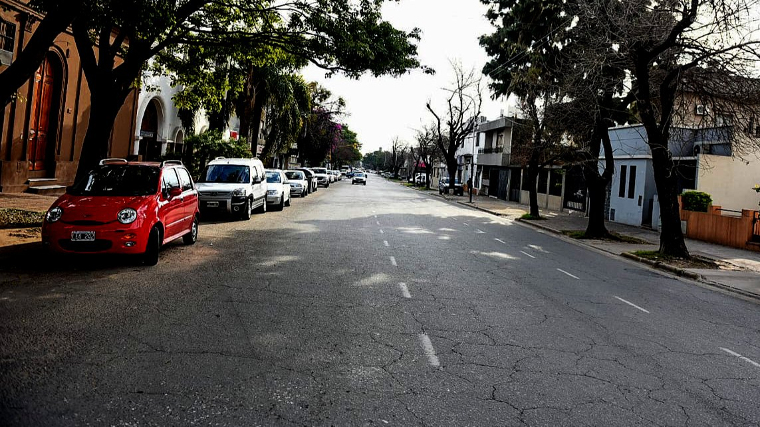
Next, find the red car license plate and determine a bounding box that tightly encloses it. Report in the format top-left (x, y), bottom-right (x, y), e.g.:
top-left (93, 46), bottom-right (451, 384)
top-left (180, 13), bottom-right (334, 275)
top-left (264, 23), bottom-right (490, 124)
top-left (71, 231), bottom-right (95, 242)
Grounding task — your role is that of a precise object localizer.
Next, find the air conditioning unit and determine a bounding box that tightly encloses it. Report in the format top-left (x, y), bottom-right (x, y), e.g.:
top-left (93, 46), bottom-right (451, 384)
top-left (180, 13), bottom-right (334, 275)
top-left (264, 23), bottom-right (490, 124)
top-left (695, 104), bottom-right (708, 116)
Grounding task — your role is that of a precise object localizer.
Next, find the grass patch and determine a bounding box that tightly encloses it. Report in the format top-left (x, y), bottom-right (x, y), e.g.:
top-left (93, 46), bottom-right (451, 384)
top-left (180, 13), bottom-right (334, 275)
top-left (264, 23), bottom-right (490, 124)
top-left (562, 230), bottom-right (650, 244)
top-left (0, 208), bottom-right (45, 229)
top-left (520, 213), bottom-right (546, 220)
top-left (632, 250), bottom-right (719, 269)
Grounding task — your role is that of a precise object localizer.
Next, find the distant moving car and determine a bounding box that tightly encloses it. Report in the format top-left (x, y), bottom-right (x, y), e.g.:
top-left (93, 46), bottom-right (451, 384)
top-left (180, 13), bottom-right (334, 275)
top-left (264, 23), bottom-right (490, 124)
top-left (438, 176), bottom-right (464, 195)
top-left (352, 172), bottom-right (367, 185)
top-left (265, 169), bottom-right (291, 210)
top-left (196, 157), bottom-right (267, 218)
top-left (285, 170), bottom-right (308, 197)
top-left (42, 159), bottom-right (199, 266)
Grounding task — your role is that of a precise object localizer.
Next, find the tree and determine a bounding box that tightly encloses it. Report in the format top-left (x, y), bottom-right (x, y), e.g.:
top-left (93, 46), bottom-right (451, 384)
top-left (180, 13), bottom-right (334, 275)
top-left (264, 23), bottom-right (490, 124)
top-left (259, 74), bottom-right (311, 165)
top-left (556, 0), bottom-right (633, 238)
top-left (0, 0), bottom-right (83, 105)
top-left (67, 0), bottom-right (425, 184)
top-left (389, 137), bottom-right (408, 178)
top-left (413, 125), bottom-right (440, 189)
top-left (426, 64), bottom-right (482, 195)
top-left (298, 83), bottom-right (345, 166)
top-left (332, 125), bottom-right (362, 168)
top-left (580, 0), bottom-right (760, 256)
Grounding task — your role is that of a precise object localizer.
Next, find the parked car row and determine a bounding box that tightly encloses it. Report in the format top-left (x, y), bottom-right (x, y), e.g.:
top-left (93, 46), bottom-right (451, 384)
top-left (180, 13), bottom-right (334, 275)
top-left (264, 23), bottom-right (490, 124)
top-left (41, 158), bottom-right (351, 266)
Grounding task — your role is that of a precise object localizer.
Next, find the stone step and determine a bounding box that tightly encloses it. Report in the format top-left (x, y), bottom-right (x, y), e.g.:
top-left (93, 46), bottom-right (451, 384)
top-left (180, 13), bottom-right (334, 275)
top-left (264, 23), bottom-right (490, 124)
top-left (26, 185), bottom-right (66, 196)
top-left (26, 178), bottom-right (58, 187)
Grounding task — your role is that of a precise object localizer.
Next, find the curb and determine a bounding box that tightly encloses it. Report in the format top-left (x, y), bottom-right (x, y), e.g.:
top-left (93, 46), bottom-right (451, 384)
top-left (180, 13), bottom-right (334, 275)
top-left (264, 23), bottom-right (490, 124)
top-left (619, 252), bottom-right (702, 280)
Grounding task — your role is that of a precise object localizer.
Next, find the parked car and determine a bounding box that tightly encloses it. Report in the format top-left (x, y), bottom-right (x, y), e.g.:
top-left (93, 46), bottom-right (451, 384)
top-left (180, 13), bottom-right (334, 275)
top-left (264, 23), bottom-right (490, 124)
top-left (330, 170), bottom-right (342, 181)
top-left (285, 170), bottom-right (309, 197)
top-left (265, 169), bottom-right (291, 210)
top-left (41, 159), bottom-right (199, 265)
top-left (311, 167), bottom-right (331, 187)
top-left (196, 157), bottom-right (267, 219)
top-left (352, 172), bottom-right (367, 185)
top-left (295, 168), bottom-right (318, 193)
top-left (438, 176), bottom-right (464, 195)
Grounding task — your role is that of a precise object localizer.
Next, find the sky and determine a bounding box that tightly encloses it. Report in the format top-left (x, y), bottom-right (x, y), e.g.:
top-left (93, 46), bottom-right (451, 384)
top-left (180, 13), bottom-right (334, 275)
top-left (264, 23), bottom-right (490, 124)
top-left (302, 0), bottom-right (510, 155)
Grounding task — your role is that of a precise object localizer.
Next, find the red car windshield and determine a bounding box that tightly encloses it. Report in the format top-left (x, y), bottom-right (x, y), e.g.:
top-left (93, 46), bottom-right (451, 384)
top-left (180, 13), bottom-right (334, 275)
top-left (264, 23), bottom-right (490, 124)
top-left (68, 165), bottom-right (160, 196)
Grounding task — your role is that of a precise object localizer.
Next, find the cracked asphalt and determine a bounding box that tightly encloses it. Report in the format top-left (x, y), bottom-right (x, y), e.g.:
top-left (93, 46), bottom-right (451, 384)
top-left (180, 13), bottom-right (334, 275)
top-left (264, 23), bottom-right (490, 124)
top-left (1, 177), bottom-right (760, 426)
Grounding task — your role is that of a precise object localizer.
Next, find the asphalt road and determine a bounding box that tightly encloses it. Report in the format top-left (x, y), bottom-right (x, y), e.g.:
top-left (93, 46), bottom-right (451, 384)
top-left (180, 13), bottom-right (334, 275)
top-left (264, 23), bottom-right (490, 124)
top-left (1, 177), bottom-right (759, 426)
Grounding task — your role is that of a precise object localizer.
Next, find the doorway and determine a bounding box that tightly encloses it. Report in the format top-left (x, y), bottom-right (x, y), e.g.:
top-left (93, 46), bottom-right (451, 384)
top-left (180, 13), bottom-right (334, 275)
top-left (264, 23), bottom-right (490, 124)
top-left (139, 100), bottom-right (161, 161)
top-left (27, 54), bottom-right (61, 172)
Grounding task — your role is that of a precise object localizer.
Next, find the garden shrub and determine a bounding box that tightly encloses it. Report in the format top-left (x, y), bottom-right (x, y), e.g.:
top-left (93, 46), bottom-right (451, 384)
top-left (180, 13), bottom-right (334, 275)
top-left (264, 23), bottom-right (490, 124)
top-left (681, 191), bottom-right (712, 212)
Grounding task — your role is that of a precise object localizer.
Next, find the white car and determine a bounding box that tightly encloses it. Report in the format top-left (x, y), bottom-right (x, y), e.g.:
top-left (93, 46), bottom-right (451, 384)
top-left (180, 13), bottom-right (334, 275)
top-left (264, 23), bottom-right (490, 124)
top-left (265, 169), bottom-right (291, 211)
top-left (196, 157), bottom-right (268, 219)
top-left (285, 170), bottom-right (309, 197)
top-left (352, 172), bottom-right (367, 185)
top-left (311, 167), bottom-right (331, 187)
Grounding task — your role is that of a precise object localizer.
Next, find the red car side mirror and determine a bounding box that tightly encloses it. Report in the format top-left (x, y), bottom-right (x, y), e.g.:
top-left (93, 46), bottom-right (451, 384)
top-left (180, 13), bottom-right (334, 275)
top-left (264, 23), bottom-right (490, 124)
top-left (168, 187), bottom-right (182, 198)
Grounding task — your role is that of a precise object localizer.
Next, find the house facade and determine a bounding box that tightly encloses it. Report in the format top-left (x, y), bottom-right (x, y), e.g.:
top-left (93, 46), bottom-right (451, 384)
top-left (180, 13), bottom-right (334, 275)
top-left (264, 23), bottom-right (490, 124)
top-left (0, 1), bottom-right (138, 193)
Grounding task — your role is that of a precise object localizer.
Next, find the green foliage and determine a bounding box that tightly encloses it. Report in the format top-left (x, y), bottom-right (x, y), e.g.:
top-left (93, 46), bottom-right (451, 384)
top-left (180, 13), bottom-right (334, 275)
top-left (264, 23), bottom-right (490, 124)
top-left (681, 191), bottom-right (712, 212)
top-left (0, 209), bottom-right (45, 228)
top-left (182, 130), bottom-right (252, 178)
top-left (332, 126), bottom-right (362, 167)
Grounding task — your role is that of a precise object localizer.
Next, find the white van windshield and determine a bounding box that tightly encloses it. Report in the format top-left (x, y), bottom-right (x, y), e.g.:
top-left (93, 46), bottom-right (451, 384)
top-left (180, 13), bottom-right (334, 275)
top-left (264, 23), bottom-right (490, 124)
top-left (199, 165), bottom-right (250, 183)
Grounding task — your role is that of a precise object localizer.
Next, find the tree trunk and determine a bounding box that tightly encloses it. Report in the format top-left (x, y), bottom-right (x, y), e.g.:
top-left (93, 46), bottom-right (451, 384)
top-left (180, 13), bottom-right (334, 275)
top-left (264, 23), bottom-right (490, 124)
top-left (74, 90), bottom-right (130, 184)
top-left (0, 5), bottom-right (79, 106)
top-left (526, 164), bottom-right (540, 217)
top-left (236, 63), bottom-right (256, 142)
top-left (649, 136), bottom-right (690, 257)
top-left (584, 174), bottom-right (610, 237)
top-left (249, 86), bottom-right (267, 155)
top-left (446, 156), bottom-right (458, 194)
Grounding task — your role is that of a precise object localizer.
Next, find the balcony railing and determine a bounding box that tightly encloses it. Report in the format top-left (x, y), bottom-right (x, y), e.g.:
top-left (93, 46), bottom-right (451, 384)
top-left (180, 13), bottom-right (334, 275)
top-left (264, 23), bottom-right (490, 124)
top-left (482, 146), bottom-right (504, 154)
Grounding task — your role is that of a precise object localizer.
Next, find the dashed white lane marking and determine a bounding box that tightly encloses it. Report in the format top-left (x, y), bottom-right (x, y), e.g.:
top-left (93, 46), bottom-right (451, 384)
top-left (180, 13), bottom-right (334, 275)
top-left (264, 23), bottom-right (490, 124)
top-left (380, 229), bottom-right (384, 234)
top-left (614, 296), bottom-right (650, 314)
top-left (374, 215), bottom-right (378, 218)
top-left (418, 333), bottom-right (440, 367)
top-left (475, 229), bottom-right (485, 234)
top-left (398, 283), bottom-right (411, 298)
top-left (383, 240), bottom-right (389, 247)
top-left (520, 251), bottom-right (536, 259)
top-left (557, 268), bottom-right (580, 280)
top-left (495, 238), bottom-right (506, 244)
top-left (720, 347), bottom-right (760, 368)
top-left (376, 221), bottom-right (380, 225)
top-left (390, 256), bottom-right (397, 267)
top-left (463, 222), bottom-right (470, 226)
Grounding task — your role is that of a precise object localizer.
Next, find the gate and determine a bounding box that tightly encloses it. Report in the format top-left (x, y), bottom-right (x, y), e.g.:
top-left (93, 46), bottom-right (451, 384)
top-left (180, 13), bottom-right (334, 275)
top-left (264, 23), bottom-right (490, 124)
top-left (752, 211), bottom-right (760, 243)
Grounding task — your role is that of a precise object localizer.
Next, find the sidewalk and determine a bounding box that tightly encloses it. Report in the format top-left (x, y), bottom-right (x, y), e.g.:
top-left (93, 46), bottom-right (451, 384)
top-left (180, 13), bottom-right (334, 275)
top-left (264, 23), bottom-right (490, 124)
top-left (432, 190), bottom-right (760, 300)
top-left (0, 193), bottom-right (57, 248)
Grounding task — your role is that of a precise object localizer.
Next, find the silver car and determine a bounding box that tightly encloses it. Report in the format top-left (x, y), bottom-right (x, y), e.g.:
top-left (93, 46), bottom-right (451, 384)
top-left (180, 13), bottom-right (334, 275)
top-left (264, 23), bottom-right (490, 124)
top-left (285, 170), bottom-right (309, 197)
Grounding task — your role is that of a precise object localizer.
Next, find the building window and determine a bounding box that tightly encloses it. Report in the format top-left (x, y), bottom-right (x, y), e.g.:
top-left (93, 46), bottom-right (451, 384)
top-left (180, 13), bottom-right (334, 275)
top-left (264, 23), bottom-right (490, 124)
top-left (627, 165), bottom-right (636, 199)
top-left (0, 19), bottom-right (15, 51)
top-left (0, 18), bottom-right (16, 66)
top-left (618, 165), bottom-right (627, 198)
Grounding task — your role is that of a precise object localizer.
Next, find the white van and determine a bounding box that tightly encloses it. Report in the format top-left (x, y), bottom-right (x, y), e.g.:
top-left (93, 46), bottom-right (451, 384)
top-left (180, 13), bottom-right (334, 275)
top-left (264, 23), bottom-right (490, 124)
top-left (195, 157), bottom-right (268, 219)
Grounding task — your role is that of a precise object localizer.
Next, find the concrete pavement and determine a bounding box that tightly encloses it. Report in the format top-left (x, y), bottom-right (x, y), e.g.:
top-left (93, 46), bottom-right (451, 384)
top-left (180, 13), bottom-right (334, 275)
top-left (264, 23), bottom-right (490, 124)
top-left (430, 189), bottom-right (760, 300)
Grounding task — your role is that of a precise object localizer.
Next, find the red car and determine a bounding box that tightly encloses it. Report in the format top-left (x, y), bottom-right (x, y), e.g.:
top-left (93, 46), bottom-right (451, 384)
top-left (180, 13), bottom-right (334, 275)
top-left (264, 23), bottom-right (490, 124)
top-left (42, 159), bottom-right (199, 265)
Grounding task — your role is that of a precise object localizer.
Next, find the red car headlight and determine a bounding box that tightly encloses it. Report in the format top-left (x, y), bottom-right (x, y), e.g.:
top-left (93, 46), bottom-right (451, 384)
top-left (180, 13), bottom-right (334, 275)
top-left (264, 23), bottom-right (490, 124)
top-left (46, 207), bottom-right (62, 223)
top-left (117, 208), bottom-right (138, 224)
